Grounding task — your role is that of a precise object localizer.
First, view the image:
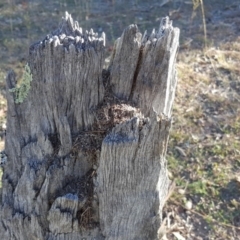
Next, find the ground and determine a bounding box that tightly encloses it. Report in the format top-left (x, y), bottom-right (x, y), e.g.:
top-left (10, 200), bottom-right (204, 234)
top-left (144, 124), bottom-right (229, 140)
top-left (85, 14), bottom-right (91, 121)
top-left (0, 0), bottom-right (240, 239)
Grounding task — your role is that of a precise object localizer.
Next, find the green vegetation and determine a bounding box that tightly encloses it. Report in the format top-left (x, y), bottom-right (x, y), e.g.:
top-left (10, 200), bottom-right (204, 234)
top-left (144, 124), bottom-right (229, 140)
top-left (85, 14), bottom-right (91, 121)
top-left (9, 63), bottom-right (32, 103)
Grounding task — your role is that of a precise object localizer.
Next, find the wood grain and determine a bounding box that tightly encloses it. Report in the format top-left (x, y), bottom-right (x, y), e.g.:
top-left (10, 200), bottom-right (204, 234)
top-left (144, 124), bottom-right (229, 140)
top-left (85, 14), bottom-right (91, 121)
top-left (0, 12), bottom-right (179, 240)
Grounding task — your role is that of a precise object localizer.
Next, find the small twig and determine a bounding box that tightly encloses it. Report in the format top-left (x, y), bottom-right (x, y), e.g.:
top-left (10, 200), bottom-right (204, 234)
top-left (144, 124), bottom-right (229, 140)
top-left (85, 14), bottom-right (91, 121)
top-left (80, 206), bottom-right (91, 222)
top-left (164, 180), bottom-right (176, 204)
top-left (200, 0), bottom-right (207, 49)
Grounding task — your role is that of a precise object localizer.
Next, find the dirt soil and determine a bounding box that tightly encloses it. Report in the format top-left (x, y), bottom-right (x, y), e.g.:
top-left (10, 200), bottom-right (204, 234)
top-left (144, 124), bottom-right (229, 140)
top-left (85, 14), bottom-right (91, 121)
top-left (0, 0), bottom-right (240, 239)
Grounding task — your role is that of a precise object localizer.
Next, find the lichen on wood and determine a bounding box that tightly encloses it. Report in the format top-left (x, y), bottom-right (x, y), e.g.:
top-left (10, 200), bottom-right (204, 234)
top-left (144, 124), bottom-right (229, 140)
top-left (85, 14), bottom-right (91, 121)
top-left (9, 63), bottom-right (32, 103)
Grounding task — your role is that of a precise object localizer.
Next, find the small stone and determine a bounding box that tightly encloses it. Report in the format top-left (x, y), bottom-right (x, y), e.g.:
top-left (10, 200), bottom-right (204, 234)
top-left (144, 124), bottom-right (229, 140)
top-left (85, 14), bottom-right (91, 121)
top-left (185, 200), bottom-right (192, 210)
top-left (186, 210), bottom-right (191, 215)
top-left (178, 189), bottom-right (185, 195)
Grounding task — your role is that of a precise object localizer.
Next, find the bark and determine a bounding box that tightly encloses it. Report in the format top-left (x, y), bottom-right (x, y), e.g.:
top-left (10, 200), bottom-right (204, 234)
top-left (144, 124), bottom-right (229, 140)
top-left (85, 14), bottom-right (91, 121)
top-left (0, 12), bottom-right (179, 240)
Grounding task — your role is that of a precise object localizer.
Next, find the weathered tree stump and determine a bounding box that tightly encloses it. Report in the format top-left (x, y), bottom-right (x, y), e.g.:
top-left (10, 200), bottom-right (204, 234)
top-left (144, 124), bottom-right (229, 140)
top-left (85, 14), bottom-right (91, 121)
top-left (0, 12), bottom-right (179, 240)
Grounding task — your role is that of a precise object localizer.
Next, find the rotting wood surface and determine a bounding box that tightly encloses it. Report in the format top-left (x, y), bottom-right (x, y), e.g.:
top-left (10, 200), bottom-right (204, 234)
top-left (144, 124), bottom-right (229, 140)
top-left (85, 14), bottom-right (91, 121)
top-left (0, 12), bottom-right (179, 240)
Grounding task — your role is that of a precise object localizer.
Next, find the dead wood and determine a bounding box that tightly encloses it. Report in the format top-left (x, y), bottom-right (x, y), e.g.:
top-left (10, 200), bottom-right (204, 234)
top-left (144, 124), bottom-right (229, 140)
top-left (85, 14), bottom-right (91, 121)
top-left (0, 12), bottom-right (179, 240)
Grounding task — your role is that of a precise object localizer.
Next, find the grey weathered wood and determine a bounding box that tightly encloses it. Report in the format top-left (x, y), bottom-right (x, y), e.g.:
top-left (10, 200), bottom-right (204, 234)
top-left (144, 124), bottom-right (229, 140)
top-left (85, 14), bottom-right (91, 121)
top-left (0, 12), bottom-right (179, 240)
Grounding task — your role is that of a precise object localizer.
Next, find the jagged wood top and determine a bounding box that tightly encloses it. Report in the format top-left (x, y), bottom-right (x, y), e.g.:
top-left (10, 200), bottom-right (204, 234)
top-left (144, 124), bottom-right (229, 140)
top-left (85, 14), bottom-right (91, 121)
top-left (30, 12), bottom-right (106, 53)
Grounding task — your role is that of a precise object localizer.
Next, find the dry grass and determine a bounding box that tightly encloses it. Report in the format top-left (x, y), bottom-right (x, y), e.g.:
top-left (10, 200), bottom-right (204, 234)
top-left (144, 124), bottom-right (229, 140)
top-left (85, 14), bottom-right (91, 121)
top-left (163, 38), bottom-right (240, 239)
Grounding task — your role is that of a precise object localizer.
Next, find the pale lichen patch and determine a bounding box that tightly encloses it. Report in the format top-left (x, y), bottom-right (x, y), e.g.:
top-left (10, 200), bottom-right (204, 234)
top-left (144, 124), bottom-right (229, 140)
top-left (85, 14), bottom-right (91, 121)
top-left (9, 63), bottom-right (32, 104)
